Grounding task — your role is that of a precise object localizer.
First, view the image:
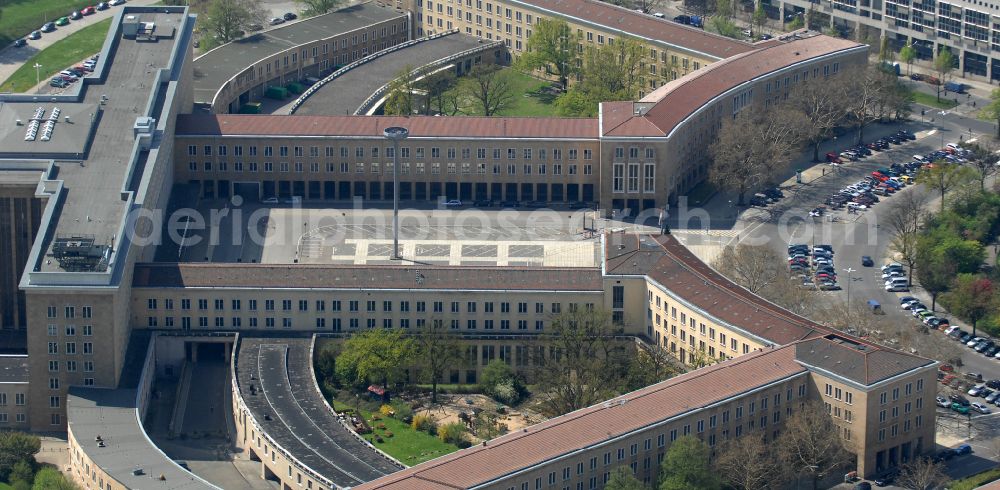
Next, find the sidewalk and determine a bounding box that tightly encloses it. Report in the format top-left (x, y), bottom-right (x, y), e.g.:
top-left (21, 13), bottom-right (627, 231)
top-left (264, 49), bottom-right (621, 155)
top-left (0, 0), bottom-right (161, 90)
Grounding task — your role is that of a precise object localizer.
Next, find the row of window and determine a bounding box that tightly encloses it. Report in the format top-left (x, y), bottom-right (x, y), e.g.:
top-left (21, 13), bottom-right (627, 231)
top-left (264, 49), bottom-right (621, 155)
top-left (147, 315), bottom-right (548, 331)
top-left (611, 163), bottom-right (656, 194)
top-left (0, 393), bottom-right (25, 406)
top-left (46, 342), bottom-right (95, 355)
top-left (46, 325), bottom-right (93, 336)
top-left (188, 145), bottom-right (603, 161)
top-left (47, 360), bottom-right (95, 373)
top-left (186, 160), bottom-right (596, 176)
top-left (147, 298), bottom-right (585, 314)
top-left (0, 413), bottom-right (27, 424)
top-left (45, 306), bottom-right (92, 319)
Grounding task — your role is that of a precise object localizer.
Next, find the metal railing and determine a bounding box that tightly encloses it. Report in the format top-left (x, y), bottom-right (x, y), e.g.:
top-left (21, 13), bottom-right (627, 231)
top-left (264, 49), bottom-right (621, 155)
top-left (354, 39), bottom-right (504, 115)
top-left (287, 30), bottom-right (460, 115)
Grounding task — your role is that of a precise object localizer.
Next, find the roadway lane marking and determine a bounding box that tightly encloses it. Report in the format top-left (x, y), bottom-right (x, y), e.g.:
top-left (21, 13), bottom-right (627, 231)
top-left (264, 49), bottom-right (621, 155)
top-left (255, 344), bottom-right (365, 485)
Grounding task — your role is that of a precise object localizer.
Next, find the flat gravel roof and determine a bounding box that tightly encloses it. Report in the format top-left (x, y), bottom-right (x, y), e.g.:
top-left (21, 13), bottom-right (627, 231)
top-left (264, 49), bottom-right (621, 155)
top-left (293, 33), bottom-right (489, 116)
top-left (235, 336), bottom-right (402, 487)
top-left (192, 3), bottom-right (406, 105)
top-left (0, 355), bottom-right (28, 383)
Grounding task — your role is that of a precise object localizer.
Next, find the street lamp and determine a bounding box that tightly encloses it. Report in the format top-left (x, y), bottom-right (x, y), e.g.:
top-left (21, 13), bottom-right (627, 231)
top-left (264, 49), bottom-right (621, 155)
top-left (384, 126), bottom-right (408, 260)
top-left (33, 63), bottom-right (42, 87)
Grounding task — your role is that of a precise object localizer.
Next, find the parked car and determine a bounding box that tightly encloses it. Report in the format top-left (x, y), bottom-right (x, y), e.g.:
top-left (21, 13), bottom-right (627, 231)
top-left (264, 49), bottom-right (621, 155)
top-left (69, 11), bottom-right (82, 20)
top-left (82, 6), bottom-right (97, 14)
top-left (12, 38), bottom-right (27, 47)
top-left (952, 402), bottom-right (971, 414)
top-left (40, 22), bottom-right (56, 32)
top-left (49, 78), bottom-right (69, 88)
top-left (936, 396), bottom-right (950, 408)
top-left (55, 16), bottom-right (70, 26)
top-left (444, 199), bottom-right (462, 207)
top-left (283, 12), bottom-right (298, 20)
top-left (269, 17), bottom-right (284, 25)
top-left (109, 0), bottom-right (126, 5)
top-left (96, 2), bottom-right (110, 10)
top-left (248, 23), bottom-right (263, 31)
top-left (954, 444), bottom-right (973, 456)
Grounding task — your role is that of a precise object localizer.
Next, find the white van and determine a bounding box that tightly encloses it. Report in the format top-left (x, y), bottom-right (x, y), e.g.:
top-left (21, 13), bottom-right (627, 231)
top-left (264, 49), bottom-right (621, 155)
top-left (885, 277), bottom-right (909, 292)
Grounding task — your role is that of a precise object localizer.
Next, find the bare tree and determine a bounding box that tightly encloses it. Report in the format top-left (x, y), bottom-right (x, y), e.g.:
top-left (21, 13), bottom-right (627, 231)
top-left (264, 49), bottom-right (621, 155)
top-left (788, 77), bottom-right (848, 162)
top-left (463, 64), bottom-right (515, 116)
top-left (885, 191), bottom-right (929, 279)
top-left (296, 0), bottom-right (344, 16)
top-left (713, 244), bottom-right (782, 294)
top-left (204, 0), bottom-right (265, 44)
top-left (414, 320), bottom-right (467, 404)
top-left (383, 65), bottom-right (420, 116)
top-left (842, 65), bottom-right (888, 145)
top-left (896, 458), bottom-right (950, 490)
top-left (532, 308), bottom-right (633, 416)
top-left (778, 401), bottom-right (852, 490)
top-left (709, 105), bottom-right (809, 205)
top-left (715, 434), bottom-right (785, 490)
top-left (959, 141), bottom-right (999, 190)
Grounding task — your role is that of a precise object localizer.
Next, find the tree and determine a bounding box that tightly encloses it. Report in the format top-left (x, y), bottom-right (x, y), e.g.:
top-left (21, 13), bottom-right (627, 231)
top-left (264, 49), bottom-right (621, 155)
top-left (480, 359), bottom-right (526, 405)
top-left (605, 467), bottom-right (644, 490)
top-left (842, 65), bottom-right (889, 145)
top-left (751, 2), bottom-right (767, 38)
top-left (959, 141), bottom-right (999, 190)
top-left (896, 458), bottom-right (950, 490)
top-left (787, 70), bottom-right (847, 161)
top-left (335, 328), bottom-right (414, 390)
top-left (715, 0), bottom-right (735, 19)
top-left (384, 65), bottom-right (420, 116)
top-left (785, 14), bottom-right (804, 30)
top-left (422, 70), bottom-right (461, 115)
top-left (658, 436), bottom-right (721, 490)
top-left (414, 320), bottom-right (466, 403)
top-left (878, 35), bottom-right (893, 63)
top-left (885, 191), bottom-right (929, 279)
top-left (579, 37), bottom-right (645, 102)
top-left (463, 64), bottom-right (515, 116)
top-left (9, 460), bottom-right (34, 487)
top-left (934, 47), bottom-right (956, 102)
top-left (555, 89), bottom-right (596, 117)
top-left (626, 344), bottom-right (677, 390)
top-left (980, 88), bottom-right (1000, 139)
top-left (532, 308), bottom-right (633, 416)
top-left (204, 0), bottom-right (265, 44)
top-left (943, 274), bottom-right (995, 337)
top-left (709, 105), bottom-right (808, 205)
top-left (519, 18), bottom-right (578, 91)
top-left (709, 16), bottom-right (741, 39)
top-left (714, 435), bottom-right (785, 490)
top-left (777, 401), bottom-right (851, 490)
top-left (713, 244), bottom-right (781, 294)
top-left (31, 468), bottom-right (76, 490)
top-left (0, 431), bottom-right (40, 482)
top-left (917, 162), bottom-right (977, 212)
top-left (899, 41), bottom-right (917, 75)
top-left (296, 0), bottom-right (342, 16)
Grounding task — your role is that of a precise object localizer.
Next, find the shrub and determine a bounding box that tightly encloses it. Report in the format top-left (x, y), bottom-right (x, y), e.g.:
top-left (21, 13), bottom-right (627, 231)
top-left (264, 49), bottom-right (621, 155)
top-left (391, 401), bottom-right (413, 423)
top-left (412, 414), bottom-right (437, 433)
top-left (437, 422), bottom-right (468, 445)
top-left (379, 404), bottom-right (395, 417)
top-left (492, 379), bottom-right (519, 406)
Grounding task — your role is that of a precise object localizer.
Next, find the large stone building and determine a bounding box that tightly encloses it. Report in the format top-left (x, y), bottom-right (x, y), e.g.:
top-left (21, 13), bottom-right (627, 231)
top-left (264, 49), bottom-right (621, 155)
top-left (0, 1), bottom-right (939, 489)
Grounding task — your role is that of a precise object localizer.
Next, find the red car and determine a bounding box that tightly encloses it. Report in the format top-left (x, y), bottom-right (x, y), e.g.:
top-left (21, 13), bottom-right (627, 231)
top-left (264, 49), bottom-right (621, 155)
top-left (825, 152), bottom-right (842, 163)
top-left (74, 64), bottom-right (92, 73)
top-left (81, 6), bottom-right (96, 15)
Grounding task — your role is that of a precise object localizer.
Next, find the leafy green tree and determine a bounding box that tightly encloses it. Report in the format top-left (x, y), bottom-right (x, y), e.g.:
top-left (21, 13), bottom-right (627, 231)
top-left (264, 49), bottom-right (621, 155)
top-left (917, 161), bottom-right (977, 212)
top-left (437, 422), bottom-right (468, 446)
top-left (917, 237), bottom-right (958, 311)
top-left (555, 89), bottom-right (596, 117)
top-left (658, 436), bottom-right (721, 490)
top-left (934, 47), bottom-right (956, 102)
top-left (519, 18), bottom-right (578, 91)
top-left (785, 15), bottom-right (804, 30)
top-left (959, 142), bottom-right (999, 190)
top-left (9, 460), bottom-right (34, 487)
top-left (579, 37), bottom-right (645, 102)
top-left (0, 431), bottom-right (40, 481)
top-left (480, 359), bottom-right (526, 404)
top-left (31, 468), bottom-right (76, 490)
top-left (296, 0), bottom-right (342, 16)
top-left (336, 328), bottom-right (415, 390)
top-left (605, 466), bottom-right (644, 490)
top-left (899, 41), bottom-right (916, 75)
top-left (943, 274), bottom-right (995, 336)
top-left (878, 36), bottom-right (894, 62)
top-left (709, 17), bottom-right (741, 39)
top-left (980, 89), bottom-right (1000, 139)
top-left (204, 0), bottom-right (265, 44)
top-left (751, 2), bottom-right (767, 38)
top-left (715, 0), bottom-right (734, 19)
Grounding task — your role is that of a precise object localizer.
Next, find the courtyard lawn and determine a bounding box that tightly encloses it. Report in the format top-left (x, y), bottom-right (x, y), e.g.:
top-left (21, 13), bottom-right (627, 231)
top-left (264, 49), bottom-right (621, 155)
top-left (332, 399), bottom-right (460, 465)
top-left (0, 0), bottom-right (103, 45)
top-left (911, 91), bottom-right (960, 110)
top-left (450, 68), bottom-right (559, 117)
top-left (0, 18), bottom-right (111, 93)
top-left (0, 482), bottom-right (13, 490)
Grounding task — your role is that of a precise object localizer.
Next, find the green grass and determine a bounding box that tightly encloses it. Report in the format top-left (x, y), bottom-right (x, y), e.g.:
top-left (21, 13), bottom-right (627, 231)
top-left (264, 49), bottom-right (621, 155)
top-left (0, 18), bottom-right (111, 93)
top-left (449, 68), bottom-right (559, 117)
top-left (0, 0), bottom-right (103, 45)
top-left (332, 399), bottom-right (461, 465)
top-left (912, 91), bottom-right (960, 110)
top-left (0, 482), bottom-right (13, 490)
top-left (949, 468), bottom-right (1000, 490)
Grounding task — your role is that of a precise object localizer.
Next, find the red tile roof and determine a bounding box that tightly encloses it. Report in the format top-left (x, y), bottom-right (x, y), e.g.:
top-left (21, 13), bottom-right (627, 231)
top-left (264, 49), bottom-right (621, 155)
top-left (175, 114), bottom-right (599, 139)
top-left (354, 345), bottom-right (807, 490)
top-left (601, 34), bottom-right (866, 137)
top-left (520, 0), bottom-right (753, 59)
